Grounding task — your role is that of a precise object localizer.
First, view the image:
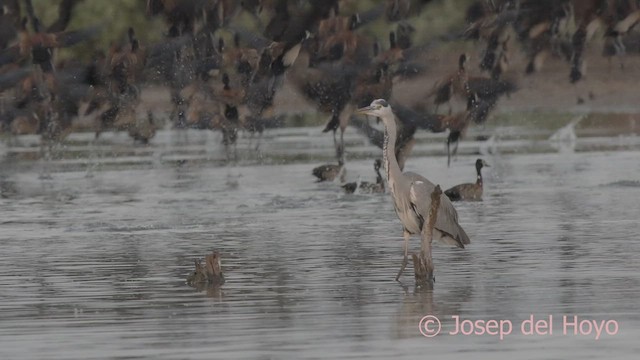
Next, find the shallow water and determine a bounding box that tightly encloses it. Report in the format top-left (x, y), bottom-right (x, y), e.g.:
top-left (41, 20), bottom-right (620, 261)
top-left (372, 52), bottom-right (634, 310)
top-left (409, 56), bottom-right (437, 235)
top-left (1, 129), bottom-right (640, 359)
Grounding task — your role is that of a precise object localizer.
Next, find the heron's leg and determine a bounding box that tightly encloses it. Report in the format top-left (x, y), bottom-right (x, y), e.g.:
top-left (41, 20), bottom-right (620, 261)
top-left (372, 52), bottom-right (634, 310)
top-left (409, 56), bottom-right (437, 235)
top-left (395, 229), bottom-right (411, 281)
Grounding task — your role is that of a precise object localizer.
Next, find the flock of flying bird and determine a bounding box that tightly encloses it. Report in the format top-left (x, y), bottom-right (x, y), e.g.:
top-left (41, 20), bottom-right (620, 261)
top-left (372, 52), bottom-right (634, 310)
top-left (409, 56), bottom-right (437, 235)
top-left (1, 0), bottom-right (640, 280)
top-left (1, 1), bottom-right (639, 156)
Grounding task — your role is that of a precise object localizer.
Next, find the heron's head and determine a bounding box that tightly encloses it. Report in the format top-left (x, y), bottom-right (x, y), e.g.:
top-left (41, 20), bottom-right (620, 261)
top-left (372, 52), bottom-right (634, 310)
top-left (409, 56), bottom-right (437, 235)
top-left (476, 158), bottom-right (490, 169)
top-left (356, 99), bottom-right (393, 119)
top-left (373, 159), bottom-right (382, 171)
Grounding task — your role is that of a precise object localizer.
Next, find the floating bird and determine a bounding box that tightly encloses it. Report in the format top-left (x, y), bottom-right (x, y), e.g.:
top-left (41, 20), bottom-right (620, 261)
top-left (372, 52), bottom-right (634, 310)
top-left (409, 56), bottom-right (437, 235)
top-left (445, 159), bottom-right (489, 201)
top-left (312, 158), bottom-right (346, 182)
top-left (342, 159), bottom-right (385, 194)
top-left (356, 99), bottom-right (470, 282)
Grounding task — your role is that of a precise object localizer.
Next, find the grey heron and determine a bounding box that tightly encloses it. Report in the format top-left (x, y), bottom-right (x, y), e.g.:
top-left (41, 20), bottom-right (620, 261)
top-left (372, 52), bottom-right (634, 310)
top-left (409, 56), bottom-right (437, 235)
top-left (444, 159), bottom-right (489, 202)
top-left (356, 99), bottom-right (470, 282)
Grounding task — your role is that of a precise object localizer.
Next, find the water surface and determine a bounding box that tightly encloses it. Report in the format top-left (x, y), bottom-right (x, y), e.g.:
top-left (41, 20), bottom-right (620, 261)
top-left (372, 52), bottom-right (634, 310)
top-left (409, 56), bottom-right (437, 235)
top-left (1, 130), bottom-right (639, 359)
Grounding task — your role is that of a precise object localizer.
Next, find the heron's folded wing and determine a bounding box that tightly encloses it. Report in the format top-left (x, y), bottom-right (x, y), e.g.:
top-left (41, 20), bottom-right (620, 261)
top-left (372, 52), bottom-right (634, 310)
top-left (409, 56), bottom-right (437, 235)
top-left (409, 178), bottom-right (469, 246)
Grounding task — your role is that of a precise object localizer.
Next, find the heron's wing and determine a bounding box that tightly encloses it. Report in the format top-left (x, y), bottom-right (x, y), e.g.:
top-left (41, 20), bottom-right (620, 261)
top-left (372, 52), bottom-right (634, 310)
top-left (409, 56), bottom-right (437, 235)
top-left (406, 173), bottom-right (470, 247)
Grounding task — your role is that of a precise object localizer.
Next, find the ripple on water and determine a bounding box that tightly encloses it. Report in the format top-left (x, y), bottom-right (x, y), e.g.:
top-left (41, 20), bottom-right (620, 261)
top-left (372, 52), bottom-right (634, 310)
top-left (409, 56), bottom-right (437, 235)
top-left (601, 180), bottom-right (640, 188)
top-left (1, 148), bottom-right (640, 359)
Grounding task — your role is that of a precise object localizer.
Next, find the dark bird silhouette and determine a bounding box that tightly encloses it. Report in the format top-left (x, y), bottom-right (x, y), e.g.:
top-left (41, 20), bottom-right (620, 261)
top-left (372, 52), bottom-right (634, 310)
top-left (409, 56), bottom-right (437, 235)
top-left (0, 16), bottom-right (99, 73)
top-left (312, 159), bottom-right (345, 182)
top-left (428, 54), bottom-right (470, 113)
top-left (290, 52), bottom-right (357, 160)
top-left (445, 159), bottom-right (489, 201)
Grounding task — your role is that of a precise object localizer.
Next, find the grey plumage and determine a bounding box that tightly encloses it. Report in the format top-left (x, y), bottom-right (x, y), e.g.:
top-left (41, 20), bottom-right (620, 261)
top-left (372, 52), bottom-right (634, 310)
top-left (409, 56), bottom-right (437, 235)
top-left (356, 99), bottom-right (470, 282)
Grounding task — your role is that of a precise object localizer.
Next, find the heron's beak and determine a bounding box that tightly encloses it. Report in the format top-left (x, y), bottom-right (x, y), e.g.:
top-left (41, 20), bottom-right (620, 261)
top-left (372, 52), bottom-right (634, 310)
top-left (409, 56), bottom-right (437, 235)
top-left (356, 106), bottom-right (373, 115)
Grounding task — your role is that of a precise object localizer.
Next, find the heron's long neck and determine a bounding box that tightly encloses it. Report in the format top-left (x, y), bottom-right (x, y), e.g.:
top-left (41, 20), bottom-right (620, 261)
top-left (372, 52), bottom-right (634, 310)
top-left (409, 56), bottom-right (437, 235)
top-left (476, 166), bottom-right (483, 186)
top-left (383, 116), bottom-right (402, 184)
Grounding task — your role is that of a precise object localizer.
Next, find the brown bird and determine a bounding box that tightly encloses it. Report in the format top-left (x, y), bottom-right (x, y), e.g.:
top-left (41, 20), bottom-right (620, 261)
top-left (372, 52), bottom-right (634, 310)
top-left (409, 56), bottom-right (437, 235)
top-left (440, 111), bottom-right (471, 167)
top-left (437, 90), bottom-right (505, 167)
top-left (181, 72), bottom-right (223, 129)
top-left (429, 53), bottom-right (470, 113)
top-left (315, 13), bottom-right (367, 64)
top-left (490, 35), bottom-right (510, 80)
top-left (312, 159), bottom-right (345, 182)
top-left (289, 50), bottom-right (356, 160)
top-left (146, 0), bottom-right (221, 34)
top-left (374, 31), bottom-right (404, 65)
top-left (445, 159), bottom-right (489, 201)
top-left (0, 16), bottom-right (98, 73)
top-left (94, 28), bottom-right (155, 143)
top-left (217, 73), bottom-right (245, 161)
